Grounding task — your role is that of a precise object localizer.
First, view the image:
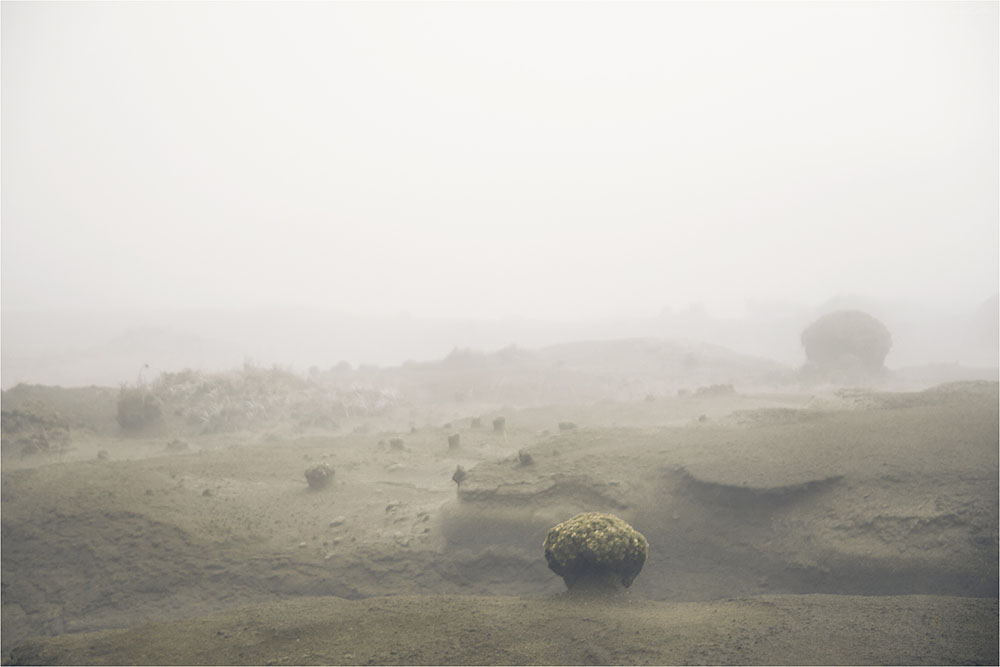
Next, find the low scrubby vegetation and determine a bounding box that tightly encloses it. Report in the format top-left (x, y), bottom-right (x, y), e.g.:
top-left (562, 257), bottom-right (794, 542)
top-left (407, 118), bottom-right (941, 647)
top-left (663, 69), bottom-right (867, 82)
top-left (2, 363), bottom-right (405, 444)
top-left (117, 385), bottom-right (162, 433)
top-left (0, 407), bottom-right (71, 457)
top-left (141, 363), bottom-right (401, 435)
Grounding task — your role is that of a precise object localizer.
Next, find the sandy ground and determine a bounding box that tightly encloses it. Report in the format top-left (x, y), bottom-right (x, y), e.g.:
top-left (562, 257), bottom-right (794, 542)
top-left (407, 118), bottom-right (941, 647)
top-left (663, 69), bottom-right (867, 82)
top-left (7, 594), bottom-right (997, 666)
top-left (2, 381), bottom-right (997, 665)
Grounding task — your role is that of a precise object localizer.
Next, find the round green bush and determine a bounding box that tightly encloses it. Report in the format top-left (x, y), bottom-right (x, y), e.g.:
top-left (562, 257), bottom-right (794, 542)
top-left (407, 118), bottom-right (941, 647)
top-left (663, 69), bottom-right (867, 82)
top-left (543, 512), bottom-right (648, 590)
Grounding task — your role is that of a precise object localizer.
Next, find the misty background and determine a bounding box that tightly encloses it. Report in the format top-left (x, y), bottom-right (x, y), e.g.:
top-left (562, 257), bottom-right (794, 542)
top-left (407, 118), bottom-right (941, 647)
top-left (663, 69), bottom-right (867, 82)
top-left (2, 2), bottom-right (997, 388)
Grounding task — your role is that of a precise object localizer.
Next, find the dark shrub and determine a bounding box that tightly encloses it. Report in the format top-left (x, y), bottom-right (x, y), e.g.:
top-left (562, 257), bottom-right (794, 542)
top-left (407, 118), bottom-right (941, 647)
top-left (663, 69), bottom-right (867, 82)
top-left (305, 463), bottom-right (334, 490)
top-left (117, 386), bottom-right (162, 433)
top-left (801, 310), bottom-right (892, 373)
top-left (543, 512), bottom-right (648, 592)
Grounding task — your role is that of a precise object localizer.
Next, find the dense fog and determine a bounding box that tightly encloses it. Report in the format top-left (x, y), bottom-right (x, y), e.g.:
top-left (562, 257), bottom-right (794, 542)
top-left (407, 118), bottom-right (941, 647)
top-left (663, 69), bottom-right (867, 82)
top-left (2, 2), bottom-right (997, 386)
top-left (2, 295), bottom-right (998, 389)
top-left (3, 7), bottom-right (999, 664)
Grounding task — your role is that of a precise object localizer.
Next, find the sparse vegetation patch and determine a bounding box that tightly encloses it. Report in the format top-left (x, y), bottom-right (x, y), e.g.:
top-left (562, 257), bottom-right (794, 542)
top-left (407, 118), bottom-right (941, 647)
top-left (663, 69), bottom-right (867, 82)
top-left (1, 408), bottom-right (71, 457)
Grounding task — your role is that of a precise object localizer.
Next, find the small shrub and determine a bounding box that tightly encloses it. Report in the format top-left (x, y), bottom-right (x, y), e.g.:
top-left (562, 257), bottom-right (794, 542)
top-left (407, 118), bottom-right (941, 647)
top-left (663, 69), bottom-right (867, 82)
top-left (117, 385), bottom-right (162, 433)
top-left (492, 416), bottom-right (506, 432)
top-left (305, 463), bottom-right (334, 490)
top-left (448, 433), bottom-right (461, 449)
top-left (543, 512), bottom-right (648, 591)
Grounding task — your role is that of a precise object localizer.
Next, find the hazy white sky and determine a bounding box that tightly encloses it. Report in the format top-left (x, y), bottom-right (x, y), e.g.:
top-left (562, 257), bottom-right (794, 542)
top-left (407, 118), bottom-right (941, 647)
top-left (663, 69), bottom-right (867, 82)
top-left (3, 1), bottom-right (997, 320)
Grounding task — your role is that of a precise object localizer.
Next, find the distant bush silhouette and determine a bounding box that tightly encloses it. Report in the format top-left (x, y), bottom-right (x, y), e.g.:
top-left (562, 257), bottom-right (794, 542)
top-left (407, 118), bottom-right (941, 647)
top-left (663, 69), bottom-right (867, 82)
top-left (801, 310), bottom-right (892, 379)
top-left (116, 385), bottom-right (162, 433)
